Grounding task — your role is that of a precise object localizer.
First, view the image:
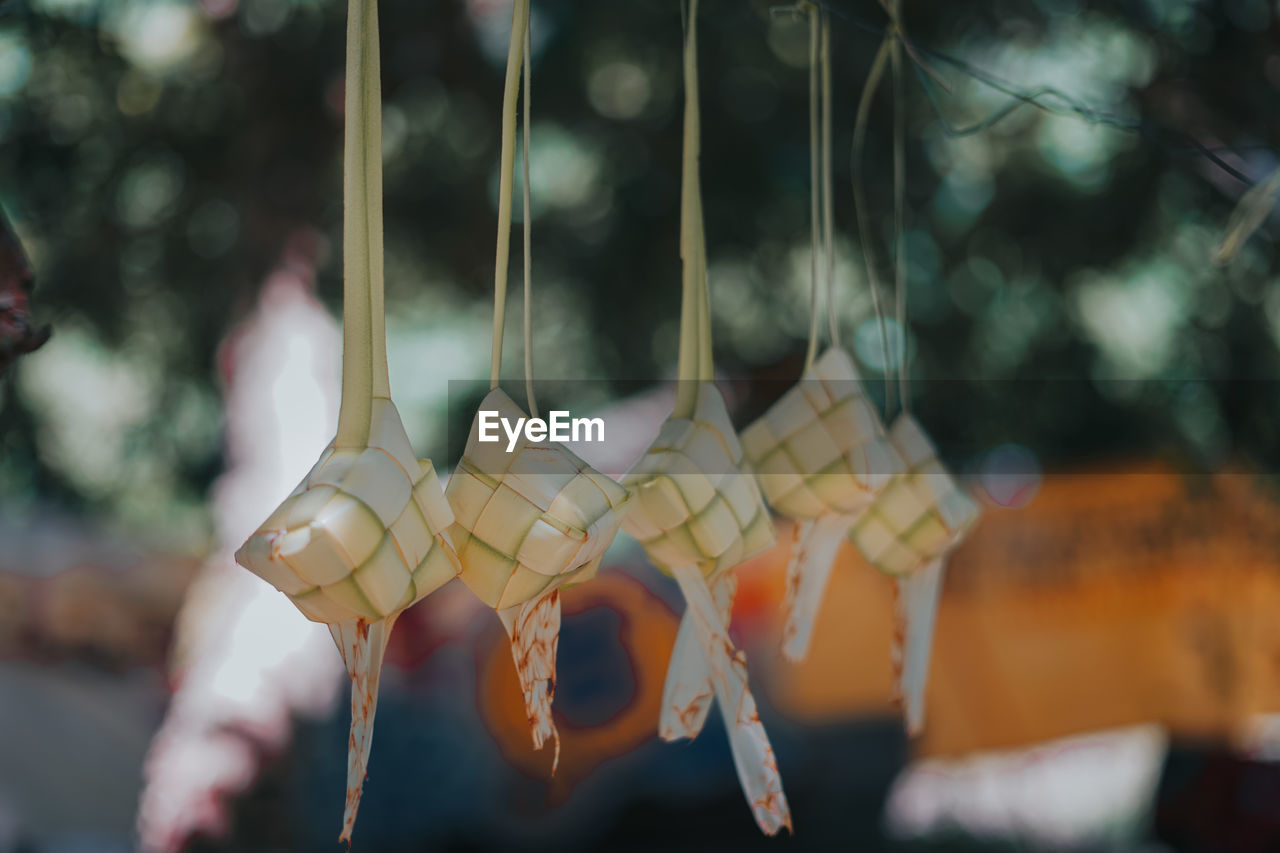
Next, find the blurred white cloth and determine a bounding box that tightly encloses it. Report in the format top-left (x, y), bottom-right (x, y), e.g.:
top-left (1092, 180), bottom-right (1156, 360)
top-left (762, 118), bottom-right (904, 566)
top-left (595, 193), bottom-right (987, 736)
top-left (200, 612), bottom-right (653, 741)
top-left (885, 724), bottom-right (1168, 849)
top-left (138, 259), bottom-right (345, 853)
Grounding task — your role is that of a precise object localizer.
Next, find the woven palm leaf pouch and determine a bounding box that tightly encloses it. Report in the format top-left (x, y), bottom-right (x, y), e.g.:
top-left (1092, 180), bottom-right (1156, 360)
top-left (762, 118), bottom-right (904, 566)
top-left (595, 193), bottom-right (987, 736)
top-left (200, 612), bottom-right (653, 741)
top-left (738, 8), bottom-right (907, 664)
top-left (849, 413), bottom-right (980, 732)
top-left (624, 384), bottom-right (775, 581)
top-left (843, 1), bottom-right (983, 736)
top-left (620, 0), bottom-right (789, 834)
top-left (448, 389), bottom-right (630, 761)
top-left (742, 347), bottom-right (902, 660)
top-left (446, 0), bottom-right (630, 768)
top-left (622, 383), bottom-right (787, 835)
top-left (234, 0), bottom-right (460, 841)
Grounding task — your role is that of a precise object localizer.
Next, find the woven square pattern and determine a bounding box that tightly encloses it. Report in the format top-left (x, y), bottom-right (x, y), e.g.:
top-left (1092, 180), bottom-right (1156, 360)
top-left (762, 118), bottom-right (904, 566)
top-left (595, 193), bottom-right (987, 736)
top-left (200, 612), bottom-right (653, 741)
top-left (623, 384), bottom-right (776, 579)
top-left (447, 388), bottom-right (632, 611)
top-left (236, 398), bottom-right (461, 624)
top-left (742, 347), bottom-right (903, 520)
top-left (848, 414), bottom-right (980, 577)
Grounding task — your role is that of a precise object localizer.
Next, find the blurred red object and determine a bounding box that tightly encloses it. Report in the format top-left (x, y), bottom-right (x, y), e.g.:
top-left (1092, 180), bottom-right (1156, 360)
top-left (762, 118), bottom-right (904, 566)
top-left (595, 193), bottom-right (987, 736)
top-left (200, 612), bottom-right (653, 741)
top-left (0, 208), bottom-right (50, 375)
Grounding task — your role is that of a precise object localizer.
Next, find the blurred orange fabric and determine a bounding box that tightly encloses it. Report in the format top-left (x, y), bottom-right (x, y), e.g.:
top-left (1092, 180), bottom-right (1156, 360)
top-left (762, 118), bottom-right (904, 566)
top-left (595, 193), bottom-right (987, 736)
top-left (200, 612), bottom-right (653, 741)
top-left (479, 466), bottom-right (1280, 776)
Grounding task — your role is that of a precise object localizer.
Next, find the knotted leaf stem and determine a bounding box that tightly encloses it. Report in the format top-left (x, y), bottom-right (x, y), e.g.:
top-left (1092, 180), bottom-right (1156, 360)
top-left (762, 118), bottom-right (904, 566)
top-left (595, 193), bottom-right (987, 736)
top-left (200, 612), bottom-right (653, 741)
top-left (521, 17), bottom-right (538, 418)
top-left (821, 10), bottom-right (837, 350)
top-left (803, 6), bottom-right (821, 372)
top-left (851, 35), bottom-right (893, 410)
top-left (674, 0), bottom-right (713, 420)
top-left (803, 3), bottom-right (837, 372)
top-left (491, 0), bottom-right (531, 392)
top-left (891, 0), bottom-right (910, 415)
top-left (335, 0), bottom-right (389, 449)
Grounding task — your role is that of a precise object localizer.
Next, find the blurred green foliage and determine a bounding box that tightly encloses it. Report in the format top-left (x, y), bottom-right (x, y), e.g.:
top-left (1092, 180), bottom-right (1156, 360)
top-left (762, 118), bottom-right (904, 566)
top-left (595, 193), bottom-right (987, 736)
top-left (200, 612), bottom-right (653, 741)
top-left (1, 0), bottom-right (1279, 550)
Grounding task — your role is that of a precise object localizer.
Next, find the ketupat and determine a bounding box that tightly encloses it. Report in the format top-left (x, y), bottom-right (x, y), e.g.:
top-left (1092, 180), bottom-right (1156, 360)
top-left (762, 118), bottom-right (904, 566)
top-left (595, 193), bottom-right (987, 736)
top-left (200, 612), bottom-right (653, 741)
top-left (741, 349), bottom-right (902, 661)
top-left (623, 387), bottom-right (775, 757)
top-left (448, 389), bottom-right (630, 758)
top-left (739, 5), bottom-right (899, 663)
top-left (848, 415), bottom-right (981, 733)
top-left (620, 0), bottom-right (788, 834)
top-left (450, 392), bottom-right (629, 613)
top-left (238, 400), bottom-right (457, 626)
top-left (622, 411), bottom-right (793, 826)
top-left (234, 0), bottom-right (459, 842)
top-left (624, 385), bottom-right (774, 580)
top-left (841, 0), bottom-right (982, 736)
top-left (743, 348), bottom-right (899, 522)
top-left (621, 387), bottom-right (788, 834)
top-left (446, 0), bottom-right (630, 765)
top-left (849, 415), bottom-right (980, 580)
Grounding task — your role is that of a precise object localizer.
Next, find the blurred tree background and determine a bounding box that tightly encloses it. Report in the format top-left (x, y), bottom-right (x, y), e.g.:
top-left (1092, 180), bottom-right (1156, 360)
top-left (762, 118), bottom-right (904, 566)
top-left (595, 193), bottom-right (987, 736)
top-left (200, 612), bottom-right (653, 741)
top-left (1, 0), bottom-right (1279, 554)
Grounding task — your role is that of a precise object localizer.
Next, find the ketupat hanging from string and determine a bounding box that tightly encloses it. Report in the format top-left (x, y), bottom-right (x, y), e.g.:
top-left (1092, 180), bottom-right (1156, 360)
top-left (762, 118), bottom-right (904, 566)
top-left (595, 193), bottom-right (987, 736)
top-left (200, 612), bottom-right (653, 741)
top-left (849, 415), bottom-right (979, 731)
top-left (740, 3), bottom-right (902, 663)
top-left (445, 0), bottom-right (630, 768)
top-left (233, 0), bottom-right (461, 842)
top-left (619, 0), bottom-right (789, 834)
top-left (845, 0), bottom-right (981, 735)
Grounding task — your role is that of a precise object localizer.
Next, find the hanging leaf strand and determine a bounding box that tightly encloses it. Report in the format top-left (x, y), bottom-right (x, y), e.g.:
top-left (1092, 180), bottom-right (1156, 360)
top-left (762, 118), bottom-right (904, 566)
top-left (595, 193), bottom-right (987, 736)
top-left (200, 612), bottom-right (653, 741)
top-left (235, 3), bottom-right (463, 842)
top-left (674, 0), bottom-right (712, 418)
top-left (446, 0), bottom-right (631, 769)
top-left (491, 0), bottom-right (531, 391)
top-left (335, 0), bottom-right (389, 448)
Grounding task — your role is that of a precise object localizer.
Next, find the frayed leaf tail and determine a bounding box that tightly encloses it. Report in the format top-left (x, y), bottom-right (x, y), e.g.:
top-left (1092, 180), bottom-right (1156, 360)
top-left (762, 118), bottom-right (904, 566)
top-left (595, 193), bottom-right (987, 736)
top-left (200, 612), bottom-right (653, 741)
top-left (499, 590), bottom-right (562, 773)
top-left (781, 515), bottom-right (848, 663)
top-left (672, 566), bottom-right (792, 835)
top-left (659, 569), bottom-right (735, 741)
top-left (895, 559), bottom-right (945, 736)
top-left (331, 615), bottom-right (397, 844)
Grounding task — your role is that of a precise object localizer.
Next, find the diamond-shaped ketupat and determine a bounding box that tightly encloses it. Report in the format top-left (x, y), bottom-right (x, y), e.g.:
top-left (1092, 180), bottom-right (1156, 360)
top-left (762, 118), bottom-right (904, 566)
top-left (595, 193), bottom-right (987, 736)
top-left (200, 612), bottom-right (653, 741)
top-left (848, 413), bottom-right (981, 735)
top-left (451, 0), bottom-right (633, 768)
top-left (236, 398), bottom-right (461, 844)
top-left (448, 387), bottom-right (631, 761)
top-left (616, 0), bottom-right (789, 833)
top-left (238, 398), bottom-right (459, 625)
top-left (742, 347), bottom-right (902, 520)
top-left (236, 406), bottom-right (461, 845)
top-left (622, 384), bottom-right (775, 579)
top-left (739, 348), bottom-right (907, 662)
top-left (848, 414), bottom-right (979, 578)
top-left (450, 388), bottom-right (631, 609)
top-left (622, 383), bottom-right (789, 835)
top-left (234, 0), bottom-right (461, 842)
